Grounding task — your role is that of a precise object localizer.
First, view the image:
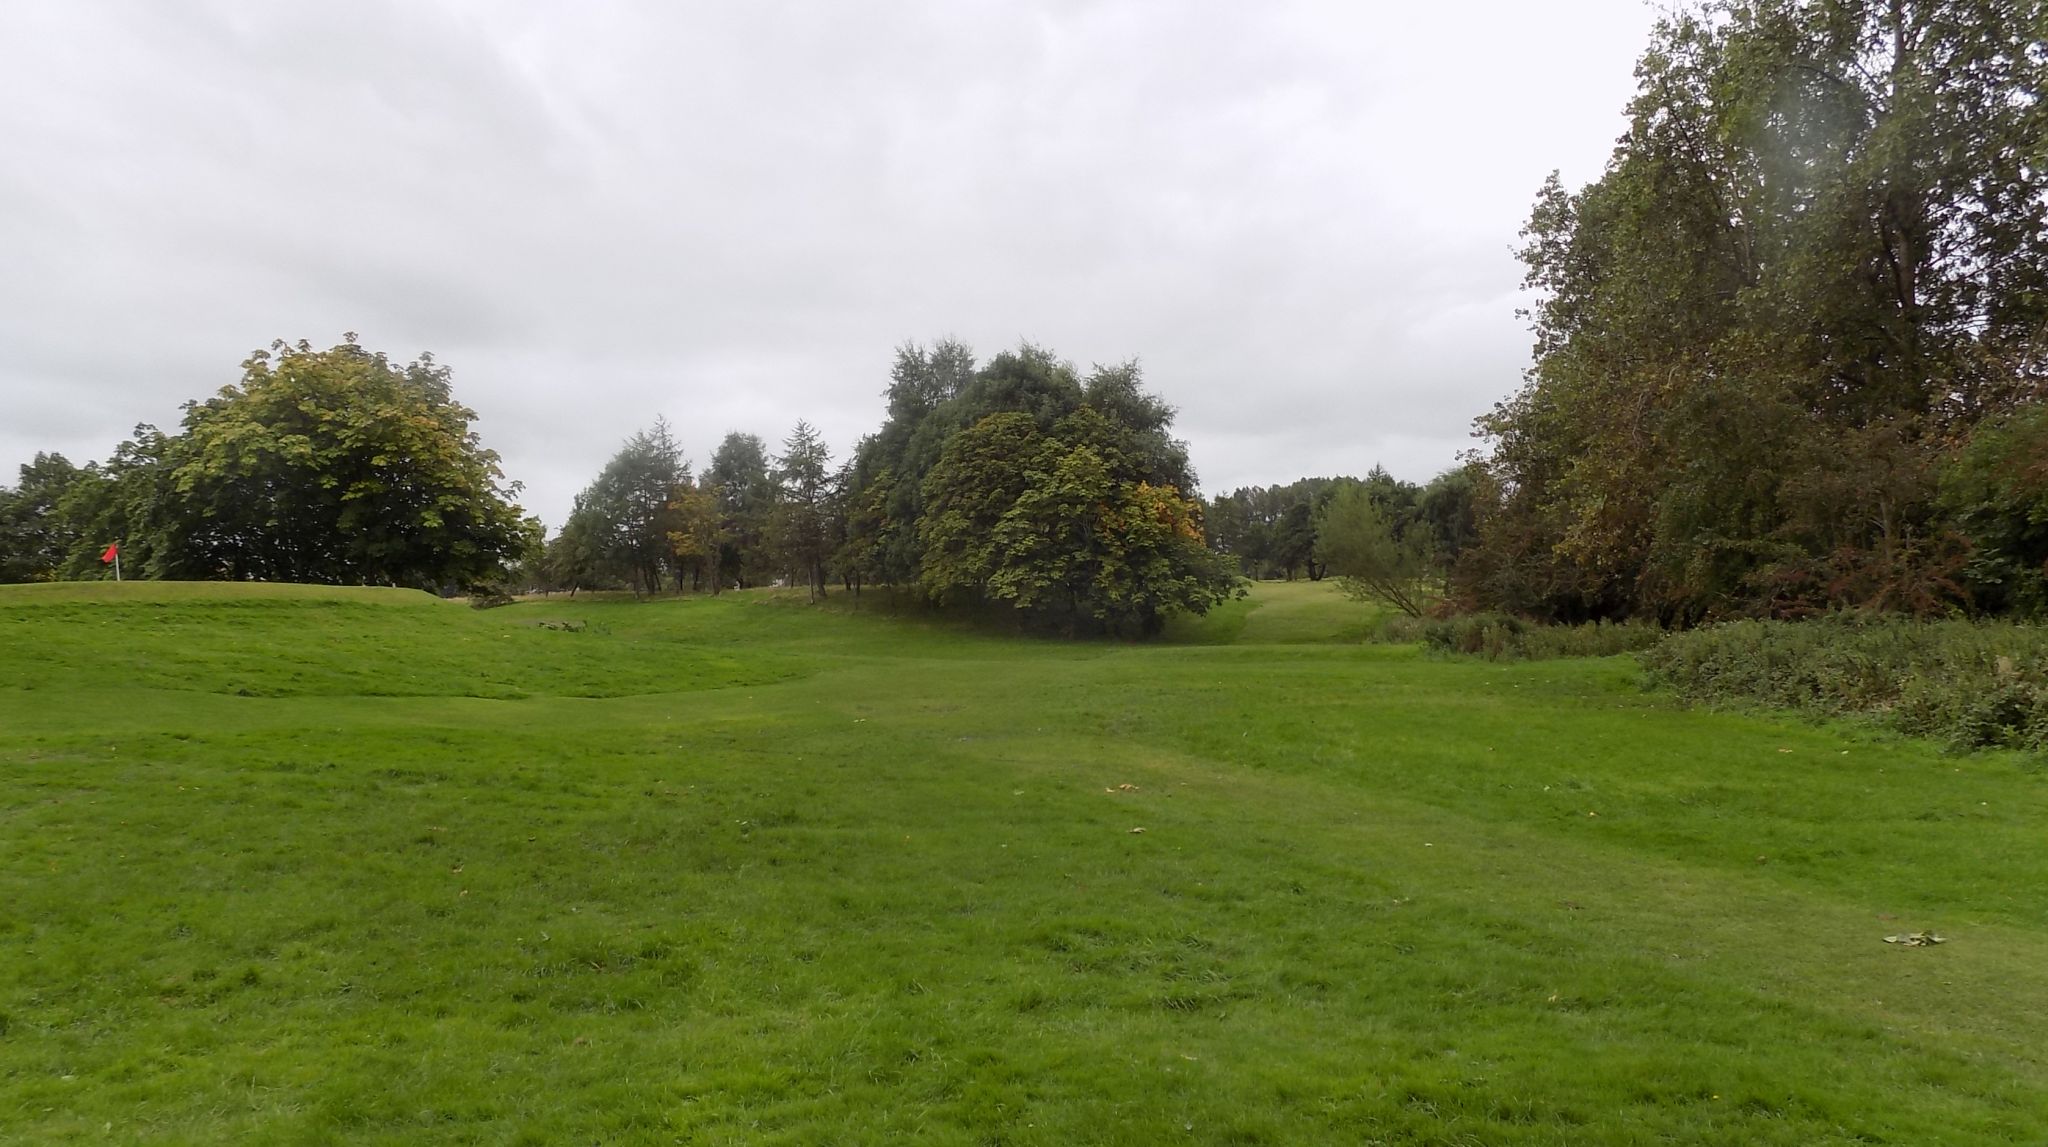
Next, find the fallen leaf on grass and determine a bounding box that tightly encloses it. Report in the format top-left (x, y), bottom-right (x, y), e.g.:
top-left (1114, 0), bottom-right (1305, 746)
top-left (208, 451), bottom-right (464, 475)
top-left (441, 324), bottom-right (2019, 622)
top-left (1128, 827), bottom-right (1146, 834)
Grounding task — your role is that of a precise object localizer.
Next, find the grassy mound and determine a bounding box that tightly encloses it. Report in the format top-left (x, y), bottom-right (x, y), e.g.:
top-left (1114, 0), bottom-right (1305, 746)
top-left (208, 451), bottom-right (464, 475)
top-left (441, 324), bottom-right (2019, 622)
top-left (1, 583), bottom-right (805, 699)
top-left (3, 582), bottom-right (2046, 1143)
top-left (0, 580), bottom-right (447, 606)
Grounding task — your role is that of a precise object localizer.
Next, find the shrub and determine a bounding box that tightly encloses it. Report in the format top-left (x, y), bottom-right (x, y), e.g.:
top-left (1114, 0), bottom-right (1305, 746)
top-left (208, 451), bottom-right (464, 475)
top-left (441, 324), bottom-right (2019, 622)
top-left (1420, 613), bottom-right (1664, 661)
top-left (1370, 613), bottom-right (1430, 644)
top-left (1639, 615), bottom-right (2048, 752)
top-left (467, 582), bottom-right (517, 610)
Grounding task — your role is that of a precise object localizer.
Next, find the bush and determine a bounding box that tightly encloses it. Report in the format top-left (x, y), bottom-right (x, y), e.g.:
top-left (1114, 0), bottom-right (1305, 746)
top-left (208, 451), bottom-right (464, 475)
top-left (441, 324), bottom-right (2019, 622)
top-left (467, 582), bottom-right (517, 610)
top-left (1421, 613), bottom-right (1664, 661)
top-left (1370, 613), bottom-right (1430, 644)
top-left (1639, 615), bottom-right (2048, 752)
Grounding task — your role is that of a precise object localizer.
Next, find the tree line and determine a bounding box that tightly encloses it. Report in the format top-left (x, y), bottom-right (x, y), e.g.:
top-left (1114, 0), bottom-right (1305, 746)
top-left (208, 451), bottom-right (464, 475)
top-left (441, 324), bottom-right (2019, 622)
top-left (1454, 0), bottom-right (2047, 623)
top-left (538, 339), bottom-right (1239, 635)
top-left (13, 1), bottom-right (2040, 630)
top-left (2, 335), bottom-right (1237, 636)
top-left (1211, 1), bottom-right (2045, 627)
top-left (1206, 470), bottom-right (1477, 586)
top-left (532, 417), bottom-right (836, 602)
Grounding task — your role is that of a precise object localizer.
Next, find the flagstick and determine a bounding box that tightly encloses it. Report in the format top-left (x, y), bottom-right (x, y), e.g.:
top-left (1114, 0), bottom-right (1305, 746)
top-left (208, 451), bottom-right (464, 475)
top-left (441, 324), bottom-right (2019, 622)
top-left (114, 547), bottom-right (121, 582)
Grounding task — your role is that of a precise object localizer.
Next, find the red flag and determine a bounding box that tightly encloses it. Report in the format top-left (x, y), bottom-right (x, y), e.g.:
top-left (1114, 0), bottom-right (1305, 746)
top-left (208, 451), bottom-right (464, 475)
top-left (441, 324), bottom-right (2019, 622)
top-left (100, 542), bottom-right (119, 563)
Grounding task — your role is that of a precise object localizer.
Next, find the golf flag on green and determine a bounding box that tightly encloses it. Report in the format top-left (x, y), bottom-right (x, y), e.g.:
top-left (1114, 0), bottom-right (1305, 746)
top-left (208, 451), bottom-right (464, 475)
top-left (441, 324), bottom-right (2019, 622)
top-left (101, 542), bottom-right (121, 581)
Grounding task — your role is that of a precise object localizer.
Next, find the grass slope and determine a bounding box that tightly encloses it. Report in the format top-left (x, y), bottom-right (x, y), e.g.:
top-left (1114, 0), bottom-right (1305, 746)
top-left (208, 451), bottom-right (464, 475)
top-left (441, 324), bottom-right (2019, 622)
top-left (3, 582), bottom-right (2045, 1144)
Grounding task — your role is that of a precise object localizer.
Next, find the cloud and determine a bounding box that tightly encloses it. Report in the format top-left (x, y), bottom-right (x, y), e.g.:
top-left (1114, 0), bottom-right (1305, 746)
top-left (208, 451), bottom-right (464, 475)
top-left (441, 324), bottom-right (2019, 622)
top-left (0, 0), bottom-right (1657, 525)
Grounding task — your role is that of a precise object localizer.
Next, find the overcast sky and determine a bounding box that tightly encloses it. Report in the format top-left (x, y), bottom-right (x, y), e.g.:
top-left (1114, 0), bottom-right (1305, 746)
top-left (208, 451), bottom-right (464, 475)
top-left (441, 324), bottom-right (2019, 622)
top-left (1, 0), bottom-right (1657, 528)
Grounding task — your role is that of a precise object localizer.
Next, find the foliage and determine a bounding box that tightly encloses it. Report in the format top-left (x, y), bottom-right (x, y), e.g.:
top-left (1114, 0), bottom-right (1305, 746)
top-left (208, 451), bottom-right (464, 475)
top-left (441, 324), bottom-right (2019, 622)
top-left (1469, 0), bottom-right (2048, 623)
top-left (465, 581), bottom-right (516, 609)
top-left (1424, 613), bottom-right (1667, 661)
top-left (80, 338), bottom-right (540, 590)
top-left (919, 405), bottom-right (1238, 635)
top-left (526, 339), bottom-right (1223, 631)
top-left (1206, 477), bottom-right (1343, 581)
top-left (847, 340), bottom-right (1235, 635)
top-left (1642, 614), bottom-right (2048, 752)
top-left (1943, 403), bottom-right (2048, 616)
top-left (0, 453), bottom-right (87, 582)
top-left (769, 420), bottom-right (835, 601)
top-left (1314, 481), bottom-right (1434, 617)
top-left (918, 413), bottom-right (1045, 606)
top-left (1211, 467), bottom-right (1477, 587)
top-left (564, 418), bottom-right (690, 595)
top-left (707, 431), bottom-right (775, 588)
top-left (538, 502), bottom-right (615, 595)
top-left (50, 426), bottom-right (179, 580)
top-left (664, 477), bottom-right (725, 594)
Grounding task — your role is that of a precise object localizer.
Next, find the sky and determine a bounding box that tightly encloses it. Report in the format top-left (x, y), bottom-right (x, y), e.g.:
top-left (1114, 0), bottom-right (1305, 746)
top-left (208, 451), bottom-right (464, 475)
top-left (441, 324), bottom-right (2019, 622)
top-left (0, 0), bottom-right (1660, 529)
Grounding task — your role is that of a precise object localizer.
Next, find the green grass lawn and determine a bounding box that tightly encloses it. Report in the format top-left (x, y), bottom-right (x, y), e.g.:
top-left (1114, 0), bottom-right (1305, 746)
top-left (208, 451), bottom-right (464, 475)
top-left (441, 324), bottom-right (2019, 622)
top-left (3, 581), bottom-right (2045, 1144)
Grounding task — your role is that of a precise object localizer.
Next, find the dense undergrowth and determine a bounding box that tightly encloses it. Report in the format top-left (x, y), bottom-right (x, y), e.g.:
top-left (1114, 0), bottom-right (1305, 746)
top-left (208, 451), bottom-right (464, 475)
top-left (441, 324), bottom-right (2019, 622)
top-left (1417, 612), bottom-right (1666, 661)
top-left (1642, 616), bottom-right (2048, 754)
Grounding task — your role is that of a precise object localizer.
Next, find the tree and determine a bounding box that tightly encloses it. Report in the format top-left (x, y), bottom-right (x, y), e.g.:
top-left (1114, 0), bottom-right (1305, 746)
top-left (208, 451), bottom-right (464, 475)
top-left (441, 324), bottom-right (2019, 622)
top-left (1944, 404), bottom-right (2048, 616)
top-left (571, 419), bottom-right (689, 595)
top-left (920, 413), bottom-right (1049, 606)
top-left (666, 476), bottom-right (726, 594)
top-left (51, 427), bottom-right (176, 580)
top-left (1272, 502), bottom-right (1319, 581)
top-left (835, 457), bottom-right (895, 594)
top-left (842, 339), bottom-right (981, 589)
top-left (0, 453), bottom-right (87, 582)
top-left (1416, 466), bottom-right (1480, 570)
top-left (542, 504), bottom-right (613, 596)
top-left (150, 337), bottom-right (535, 588)
top-left (769, 421), bottom-right (834, 601)
top-left (707, 432), bottom-right (774, 588)
top-left (921, 407), bottom-right (1238, 635)
top-left (1315, 482), bottom-right (1433, 618)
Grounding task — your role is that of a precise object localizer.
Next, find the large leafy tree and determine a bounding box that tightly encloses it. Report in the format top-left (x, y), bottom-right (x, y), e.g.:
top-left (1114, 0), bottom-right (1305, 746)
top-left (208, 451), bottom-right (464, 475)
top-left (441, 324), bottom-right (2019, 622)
top-left (842, 339), bottom-right (978, 588)
top-left (918, 412), bottom-right (1045, 605)
top-left (893, 342), bottom-right (1240, 633)
top-left (152, 337), bottom-right (537, 588)
top-left (920, 403), bottom-right (1238, 636)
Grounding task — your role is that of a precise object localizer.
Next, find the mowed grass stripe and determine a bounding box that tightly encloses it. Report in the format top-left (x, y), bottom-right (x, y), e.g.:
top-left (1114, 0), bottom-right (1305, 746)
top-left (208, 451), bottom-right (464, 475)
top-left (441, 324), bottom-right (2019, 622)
top-left (3, 581), bottom-right (2045, 1143)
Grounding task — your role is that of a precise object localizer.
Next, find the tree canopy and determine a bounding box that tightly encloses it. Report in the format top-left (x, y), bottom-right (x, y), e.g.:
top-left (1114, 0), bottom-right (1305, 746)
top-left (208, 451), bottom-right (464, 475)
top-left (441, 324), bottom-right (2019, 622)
top-left (1463, 0), bottom-right (2048, 622)
top-left (845, 341), bottom-right (1238, 635)
top-left (0, 338), bottom-right (538, 590)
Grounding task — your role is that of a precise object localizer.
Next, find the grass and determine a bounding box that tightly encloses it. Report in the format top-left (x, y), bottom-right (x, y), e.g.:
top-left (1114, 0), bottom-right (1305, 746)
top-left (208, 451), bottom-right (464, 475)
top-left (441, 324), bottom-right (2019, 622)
top-left (3, 581), bottom-right (2046, 1143)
